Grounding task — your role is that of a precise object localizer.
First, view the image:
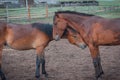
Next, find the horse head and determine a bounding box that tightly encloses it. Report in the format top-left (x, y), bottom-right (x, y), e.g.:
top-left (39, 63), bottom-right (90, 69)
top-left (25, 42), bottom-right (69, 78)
top-left (67, 28), bottom-right (87, 49)
top-left (53, 13), bottom-right (68, 41)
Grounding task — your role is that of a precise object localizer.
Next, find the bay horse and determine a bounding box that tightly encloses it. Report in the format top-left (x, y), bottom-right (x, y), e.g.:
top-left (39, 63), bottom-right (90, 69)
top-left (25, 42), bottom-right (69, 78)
top-left (0, 21), bottom-right (84, 80)
top-left (53, 11), bottom-right (120, 80)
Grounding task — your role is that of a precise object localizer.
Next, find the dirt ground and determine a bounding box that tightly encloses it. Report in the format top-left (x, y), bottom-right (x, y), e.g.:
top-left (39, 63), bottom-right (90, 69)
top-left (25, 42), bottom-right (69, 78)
top-left (1, 39), bottom-right (120, 80)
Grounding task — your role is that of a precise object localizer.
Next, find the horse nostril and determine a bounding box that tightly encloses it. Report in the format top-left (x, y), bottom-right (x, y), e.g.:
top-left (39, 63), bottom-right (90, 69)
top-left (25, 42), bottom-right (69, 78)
top-left (80, 45), bottom-right (87, 49)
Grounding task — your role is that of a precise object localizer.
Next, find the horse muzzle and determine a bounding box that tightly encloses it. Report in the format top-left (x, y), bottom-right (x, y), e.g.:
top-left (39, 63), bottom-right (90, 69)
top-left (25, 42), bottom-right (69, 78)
top-left (54, 35), bottom-right (60, 41)
top-left (77, 43), bottom-right (87, 49)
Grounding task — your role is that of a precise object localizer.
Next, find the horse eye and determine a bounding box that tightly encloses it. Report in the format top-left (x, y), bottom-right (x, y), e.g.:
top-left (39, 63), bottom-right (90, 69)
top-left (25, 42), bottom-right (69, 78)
top-left (72, 35), bottom-right (77, 38)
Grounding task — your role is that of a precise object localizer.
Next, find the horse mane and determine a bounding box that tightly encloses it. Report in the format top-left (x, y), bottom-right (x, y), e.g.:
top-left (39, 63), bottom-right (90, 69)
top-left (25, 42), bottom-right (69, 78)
top-left (32, 23), bottom-right (53, 38)
top-left (55, 11), bottom-right (95, 17)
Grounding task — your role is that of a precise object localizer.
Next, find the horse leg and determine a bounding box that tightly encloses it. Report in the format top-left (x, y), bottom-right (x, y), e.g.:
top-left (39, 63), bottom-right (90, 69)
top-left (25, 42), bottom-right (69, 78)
top-left (0, 45), bottom-right (6, 80)
top-left (88, 45), bottom-right (104, 80)
top-left (0, 69), bottom-right (6, 80)
top-left (35, 46), bottom-right (48, 80)
top-left (41, 52), bottom-right (48, 77)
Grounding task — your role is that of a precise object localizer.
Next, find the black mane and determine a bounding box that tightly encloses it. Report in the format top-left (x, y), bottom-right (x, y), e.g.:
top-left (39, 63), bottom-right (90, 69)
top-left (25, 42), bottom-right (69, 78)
top-left (55, 11), bottom-right (95, 16)
top-left (32, 23), bottom-right (53, 38)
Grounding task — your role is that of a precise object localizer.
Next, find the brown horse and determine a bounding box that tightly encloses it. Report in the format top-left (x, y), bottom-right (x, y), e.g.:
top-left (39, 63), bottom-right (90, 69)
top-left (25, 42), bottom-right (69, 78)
top-left (53, 11), bottom-right (120, 80)
top-left (0, 21), bottom-right (84, 80)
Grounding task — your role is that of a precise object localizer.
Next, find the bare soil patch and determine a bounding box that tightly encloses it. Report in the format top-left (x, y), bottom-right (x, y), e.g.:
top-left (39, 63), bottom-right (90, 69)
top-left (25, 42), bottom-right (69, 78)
top-left (2, 39), bottom-right (120, 80)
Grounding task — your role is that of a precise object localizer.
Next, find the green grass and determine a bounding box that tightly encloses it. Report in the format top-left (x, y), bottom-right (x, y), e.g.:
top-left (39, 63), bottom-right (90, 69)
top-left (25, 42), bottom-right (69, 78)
top-left (99, 1), bottom-right (120, 6)
top-left (0, 3), bottom-right (120, 24)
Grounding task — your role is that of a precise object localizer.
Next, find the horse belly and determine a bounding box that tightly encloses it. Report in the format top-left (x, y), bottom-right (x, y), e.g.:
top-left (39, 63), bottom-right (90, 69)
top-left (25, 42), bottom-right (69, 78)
top-left (6, 34), bottom-right (34, 50)
top-left (6, 39), bottom-right (34, 50)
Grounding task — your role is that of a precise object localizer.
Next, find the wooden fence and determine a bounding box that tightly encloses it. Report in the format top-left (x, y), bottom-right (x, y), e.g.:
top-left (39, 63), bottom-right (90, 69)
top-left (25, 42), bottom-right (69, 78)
top-left (0, 5), bottom-right (120, 23)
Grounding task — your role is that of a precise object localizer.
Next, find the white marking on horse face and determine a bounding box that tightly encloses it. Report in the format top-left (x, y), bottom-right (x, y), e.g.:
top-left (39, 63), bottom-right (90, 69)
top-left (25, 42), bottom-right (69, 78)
top-left (54, 35), bottom-right (60, 41)
top-left (77, 43), bottom-right (87, 49)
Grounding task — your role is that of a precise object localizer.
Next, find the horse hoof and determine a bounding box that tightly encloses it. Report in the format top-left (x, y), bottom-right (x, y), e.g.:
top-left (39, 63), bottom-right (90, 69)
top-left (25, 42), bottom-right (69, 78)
top-left (36, 78), bottom-right (41, 80)
top-left (45, 73), bottom-right (48, 78)
top-left (35, 75), bottom-right (41, 80)
top-left (45, 78), bottom-right (48, 80)
top-left (2, 77), bottom-right (6, 80)
top-left (97, 77), bottom-right (102, 80)
top-left (35, 75), bottom-right (40, 78)
top-left (35, 77), bottom-right (41, 80)
top-left (96, 75), bottom-right (104, 80)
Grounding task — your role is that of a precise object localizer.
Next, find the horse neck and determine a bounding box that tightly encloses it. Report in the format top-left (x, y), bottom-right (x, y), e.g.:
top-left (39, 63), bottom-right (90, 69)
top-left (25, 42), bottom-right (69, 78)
top-left (65, 17), bottom-right (86, 35)
top-left (62, 15), bottom-right (92, 41)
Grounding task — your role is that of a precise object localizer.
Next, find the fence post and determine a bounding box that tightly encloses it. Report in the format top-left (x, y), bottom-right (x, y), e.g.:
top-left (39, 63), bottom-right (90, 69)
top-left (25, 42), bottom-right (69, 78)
top-left (26, 0), bottom-right (31, 20)
top-left (6, 4), bottom-right (9, 22)
top-left (46, 3), bottom-right (48, 18)
top-left (28, 5), bottom-right (31, 20)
